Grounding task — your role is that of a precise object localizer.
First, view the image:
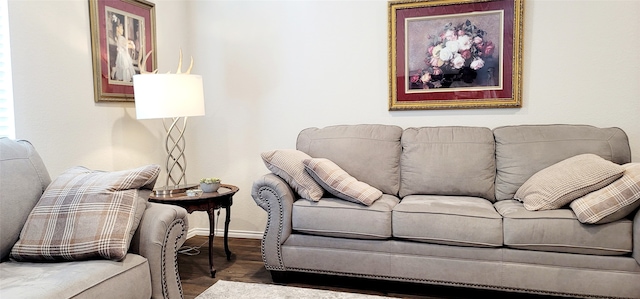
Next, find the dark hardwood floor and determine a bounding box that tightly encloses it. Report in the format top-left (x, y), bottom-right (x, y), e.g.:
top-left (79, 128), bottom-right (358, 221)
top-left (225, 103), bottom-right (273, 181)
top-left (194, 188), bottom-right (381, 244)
top-left (178, 236), bottom-right (271, 298)
top-left (178, 236), bottom-right (562, 299)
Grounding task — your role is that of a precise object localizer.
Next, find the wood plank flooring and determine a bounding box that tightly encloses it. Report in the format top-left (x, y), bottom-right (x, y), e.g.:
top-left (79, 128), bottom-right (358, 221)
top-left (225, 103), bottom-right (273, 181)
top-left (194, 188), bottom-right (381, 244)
top-left (178, 236), bottom-right (560, 299)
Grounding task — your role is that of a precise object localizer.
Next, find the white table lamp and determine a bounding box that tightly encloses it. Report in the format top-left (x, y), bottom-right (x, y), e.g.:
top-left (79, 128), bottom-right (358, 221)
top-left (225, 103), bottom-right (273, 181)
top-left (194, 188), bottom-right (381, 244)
top-left (133, 73), bottom-right (205, 195)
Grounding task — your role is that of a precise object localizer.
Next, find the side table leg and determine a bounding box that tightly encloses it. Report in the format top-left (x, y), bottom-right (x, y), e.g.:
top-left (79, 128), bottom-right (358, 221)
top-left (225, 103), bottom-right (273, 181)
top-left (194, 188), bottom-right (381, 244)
top-left (208, 206), bottom-right (216, 278)
top-left (224, 205), bottom-right (232, 260)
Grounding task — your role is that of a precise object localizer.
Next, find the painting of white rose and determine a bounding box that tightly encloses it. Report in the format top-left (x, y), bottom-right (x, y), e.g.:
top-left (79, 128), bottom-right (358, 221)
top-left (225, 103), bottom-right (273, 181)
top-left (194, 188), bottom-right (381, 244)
top-left (388, 0), bottom-right (523, 110)
top-left (406, 12), bottom-right (502, 91)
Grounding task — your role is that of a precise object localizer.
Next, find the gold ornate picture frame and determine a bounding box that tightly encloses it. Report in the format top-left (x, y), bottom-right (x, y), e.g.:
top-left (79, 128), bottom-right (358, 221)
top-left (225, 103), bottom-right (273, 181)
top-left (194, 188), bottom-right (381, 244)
top-left (89, 0), bottom-right (157, 102)
top-left (388, 0), bottom-right (524, 110)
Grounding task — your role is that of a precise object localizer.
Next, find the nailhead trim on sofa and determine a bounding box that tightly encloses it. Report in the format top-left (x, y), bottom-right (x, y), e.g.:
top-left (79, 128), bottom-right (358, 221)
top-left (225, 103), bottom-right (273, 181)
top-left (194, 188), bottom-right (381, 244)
top-left (284, 267), bottom-right (629, 299)
top-left (257, 186), bottom-right (286, 270)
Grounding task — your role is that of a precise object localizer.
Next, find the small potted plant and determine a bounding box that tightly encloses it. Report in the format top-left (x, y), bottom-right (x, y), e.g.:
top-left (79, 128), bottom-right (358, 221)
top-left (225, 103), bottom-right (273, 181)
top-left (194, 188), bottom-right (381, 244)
top-left (199, 177), bottom-right (221, 193)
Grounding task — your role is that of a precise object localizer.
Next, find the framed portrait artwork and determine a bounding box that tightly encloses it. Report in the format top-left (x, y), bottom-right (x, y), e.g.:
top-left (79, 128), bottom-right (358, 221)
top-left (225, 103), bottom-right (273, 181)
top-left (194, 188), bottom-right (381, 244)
top-left (89, 0), bottom-right (157, 102)
top-left (388, 0), bottom-right (524, 110)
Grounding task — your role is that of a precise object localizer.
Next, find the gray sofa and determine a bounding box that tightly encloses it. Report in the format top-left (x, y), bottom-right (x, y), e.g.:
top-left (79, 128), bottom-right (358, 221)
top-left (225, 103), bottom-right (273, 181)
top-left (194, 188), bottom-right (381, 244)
top-left (251, 124), bottom-right (640, 298)
top-left (0, 138), bottom-right (188, 299)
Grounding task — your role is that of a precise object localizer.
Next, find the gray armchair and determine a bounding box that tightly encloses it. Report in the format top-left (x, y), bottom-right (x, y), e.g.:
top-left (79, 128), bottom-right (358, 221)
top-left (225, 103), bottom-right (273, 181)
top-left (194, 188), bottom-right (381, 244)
top-left (0, 138), bottom-right (188, 298)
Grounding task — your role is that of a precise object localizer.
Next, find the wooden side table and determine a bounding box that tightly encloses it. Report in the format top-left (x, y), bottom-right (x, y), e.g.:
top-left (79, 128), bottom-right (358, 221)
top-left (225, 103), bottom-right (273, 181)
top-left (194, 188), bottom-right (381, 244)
top-left (149, 184), bottom-right (239, 277)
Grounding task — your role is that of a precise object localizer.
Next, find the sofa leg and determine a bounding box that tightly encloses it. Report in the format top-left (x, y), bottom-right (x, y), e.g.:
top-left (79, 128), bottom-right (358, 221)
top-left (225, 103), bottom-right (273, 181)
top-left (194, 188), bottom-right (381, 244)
top-left (270, 270), bottom-right (289, 283)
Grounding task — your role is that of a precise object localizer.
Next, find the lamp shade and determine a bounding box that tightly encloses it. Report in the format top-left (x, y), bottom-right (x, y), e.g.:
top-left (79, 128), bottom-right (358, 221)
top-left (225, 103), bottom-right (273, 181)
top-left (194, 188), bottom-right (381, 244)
top-left (133, 74), bottom-right (205, 119)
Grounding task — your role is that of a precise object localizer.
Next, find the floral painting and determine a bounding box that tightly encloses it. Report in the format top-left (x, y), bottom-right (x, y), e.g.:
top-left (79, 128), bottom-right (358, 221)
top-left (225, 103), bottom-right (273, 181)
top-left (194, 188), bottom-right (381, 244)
top-left (407, 12), bottom-right (502, 91)
top-left (388, 0), bottom-right (524, 110)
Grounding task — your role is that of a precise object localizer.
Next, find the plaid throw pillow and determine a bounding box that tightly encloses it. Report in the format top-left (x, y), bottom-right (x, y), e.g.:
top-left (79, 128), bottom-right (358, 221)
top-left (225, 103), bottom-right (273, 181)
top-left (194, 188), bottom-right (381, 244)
top-left (304, 158), bottom-right (382, 206)
top-left (515, 154), bottom-right (624, 211)
top-left (261, 149), bottom-right (324, 201)
top-left (570, 163), bottom-right (640, 224)
top-left (10, 165), bottom-right (160, 261)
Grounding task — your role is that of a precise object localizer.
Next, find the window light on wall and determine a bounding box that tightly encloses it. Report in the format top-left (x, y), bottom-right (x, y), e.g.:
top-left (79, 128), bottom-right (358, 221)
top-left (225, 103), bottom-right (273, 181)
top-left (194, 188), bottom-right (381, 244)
top-left (0, 0), bottom-right (15, 139)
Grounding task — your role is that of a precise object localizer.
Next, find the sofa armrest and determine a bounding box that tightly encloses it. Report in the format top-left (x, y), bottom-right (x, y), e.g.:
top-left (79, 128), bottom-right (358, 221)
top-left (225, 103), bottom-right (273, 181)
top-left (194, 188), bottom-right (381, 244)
top-left (130, 201), bottom-right (188, 299)
top-left (251, 173), bottom-right (296, 270)
top-left (634, 209), bottom-right (640, 265)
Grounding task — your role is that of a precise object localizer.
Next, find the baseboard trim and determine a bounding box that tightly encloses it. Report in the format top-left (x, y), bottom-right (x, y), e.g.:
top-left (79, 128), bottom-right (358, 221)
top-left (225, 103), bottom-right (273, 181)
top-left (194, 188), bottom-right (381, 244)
top-left (186, 228), bottom-right (263, 240)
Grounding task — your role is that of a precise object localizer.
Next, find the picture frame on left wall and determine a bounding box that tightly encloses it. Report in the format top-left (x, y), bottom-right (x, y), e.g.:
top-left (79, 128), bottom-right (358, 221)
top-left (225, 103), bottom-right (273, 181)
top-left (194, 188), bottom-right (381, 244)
top-left (89, 0), bottom-right (157, 102)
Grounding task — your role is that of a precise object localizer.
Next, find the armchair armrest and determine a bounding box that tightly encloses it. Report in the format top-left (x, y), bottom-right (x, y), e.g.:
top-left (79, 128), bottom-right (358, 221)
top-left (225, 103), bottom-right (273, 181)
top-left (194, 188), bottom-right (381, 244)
top-left (130, 201), bottom-right (188, 299)
top-left (251, 173), bottom-right (296, 270)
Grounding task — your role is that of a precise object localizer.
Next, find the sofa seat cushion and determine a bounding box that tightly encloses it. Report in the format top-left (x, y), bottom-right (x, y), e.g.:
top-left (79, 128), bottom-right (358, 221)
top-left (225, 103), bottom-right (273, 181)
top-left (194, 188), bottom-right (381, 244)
top-left (496, 200), bottom-right (632, 255)
top-left (392, 195), bottom-right (503, 247)
top-left (292, 194), bottom-right (399, 239)
top-left (0, 253), bottom-right (151, 298)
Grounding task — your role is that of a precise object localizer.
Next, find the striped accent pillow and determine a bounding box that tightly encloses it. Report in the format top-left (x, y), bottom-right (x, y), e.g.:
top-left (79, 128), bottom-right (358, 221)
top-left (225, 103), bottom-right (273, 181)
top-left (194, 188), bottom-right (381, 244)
top-left (515, 154), bottom-right (624, 211)
top-left (570, 163), bottom-right (640, 224)
top-left (261, 149), bottom-right (324, 201)
top-left (303, 158), bottom-right (382, 206)
top-left (10, 165), bottom-right (159, 261)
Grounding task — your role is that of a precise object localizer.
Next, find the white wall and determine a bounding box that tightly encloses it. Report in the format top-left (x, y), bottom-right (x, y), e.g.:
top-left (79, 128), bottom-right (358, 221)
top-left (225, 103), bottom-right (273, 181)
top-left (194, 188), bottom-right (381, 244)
top-left (9, 0), bottom-right (192, 173)
top-left (9, 0), bottom-right (640, 239)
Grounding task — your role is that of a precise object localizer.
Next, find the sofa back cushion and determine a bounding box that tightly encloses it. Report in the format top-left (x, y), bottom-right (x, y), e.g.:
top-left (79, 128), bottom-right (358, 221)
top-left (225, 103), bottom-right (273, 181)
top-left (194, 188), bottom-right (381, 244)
top-left (399, 126), bottom-right (496, 200)
top-left (494, 125), bottom-right (631, 201)
top-left (0, 138), bottom-right (51, 261)
top-left (297, 124), bottom-right (403, 195)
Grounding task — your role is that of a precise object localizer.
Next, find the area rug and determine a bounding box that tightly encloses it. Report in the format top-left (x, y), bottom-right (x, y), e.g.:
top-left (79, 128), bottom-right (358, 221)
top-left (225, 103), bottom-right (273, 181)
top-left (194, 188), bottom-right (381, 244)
top-left (195, 280), bottom-right (394, 299)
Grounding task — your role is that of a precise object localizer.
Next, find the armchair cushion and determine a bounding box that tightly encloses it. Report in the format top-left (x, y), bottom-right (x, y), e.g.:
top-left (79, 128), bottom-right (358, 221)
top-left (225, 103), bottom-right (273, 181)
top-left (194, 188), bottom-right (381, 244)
top-left (10, 165), bottom-right (159, 262)
top-left (0, 254), bottom-right (151, 298)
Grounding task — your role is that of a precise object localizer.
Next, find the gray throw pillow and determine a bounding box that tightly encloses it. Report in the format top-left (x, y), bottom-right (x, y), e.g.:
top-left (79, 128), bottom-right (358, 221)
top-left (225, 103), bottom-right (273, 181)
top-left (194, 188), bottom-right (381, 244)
top-left (304, 158), bottom-right (382, 206)
top-left (10, 165), bottom-right (159, 261)
top-left (515, 154), bottom-right (624, 211)
top-left (570, 163), bottom-right (640, 224)
top-left (261, 149), bottom-right (324, 201)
